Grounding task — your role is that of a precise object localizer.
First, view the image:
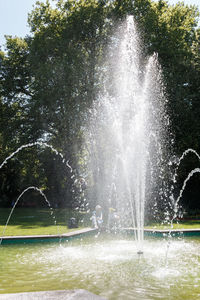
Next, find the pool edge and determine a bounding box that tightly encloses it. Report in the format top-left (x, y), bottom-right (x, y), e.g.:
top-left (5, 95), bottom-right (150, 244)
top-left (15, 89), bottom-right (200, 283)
top-left (0, 228), bottom-right (98, 245)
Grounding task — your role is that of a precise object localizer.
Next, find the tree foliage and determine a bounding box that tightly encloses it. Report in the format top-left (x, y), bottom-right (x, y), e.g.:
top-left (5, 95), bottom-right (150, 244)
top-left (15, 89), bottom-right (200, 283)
top-left (0, 0), bottom-right (199, 210)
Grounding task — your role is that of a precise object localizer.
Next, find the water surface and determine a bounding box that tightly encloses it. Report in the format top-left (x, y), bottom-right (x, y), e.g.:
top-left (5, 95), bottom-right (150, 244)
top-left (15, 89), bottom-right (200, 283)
top-left (0, 236), bottom-right (199, 299)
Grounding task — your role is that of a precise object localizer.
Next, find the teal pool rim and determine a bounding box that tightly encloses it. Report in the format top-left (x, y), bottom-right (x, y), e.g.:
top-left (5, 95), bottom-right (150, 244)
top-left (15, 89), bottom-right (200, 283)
top-left (0, 228), bottom-right (98, 245)
top-left (125, 228), bottom-right (200, 238)
top-left (1, 227), bottom-right (200, 245)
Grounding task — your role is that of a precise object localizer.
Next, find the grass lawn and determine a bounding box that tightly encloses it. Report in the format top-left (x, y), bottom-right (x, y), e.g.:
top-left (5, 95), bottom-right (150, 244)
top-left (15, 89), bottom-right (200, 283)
top-left (0, 208), bottom-right (90, 236)
top-left (0, 207), bottom-right (199, 237)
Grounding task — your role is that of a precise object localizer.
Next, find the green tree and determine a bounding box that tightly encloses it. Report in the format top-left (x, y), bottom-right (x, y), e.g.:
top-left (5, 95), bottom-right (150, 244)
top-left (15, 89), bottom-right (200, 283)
top-left (0, 0), bottom-right (199, 209)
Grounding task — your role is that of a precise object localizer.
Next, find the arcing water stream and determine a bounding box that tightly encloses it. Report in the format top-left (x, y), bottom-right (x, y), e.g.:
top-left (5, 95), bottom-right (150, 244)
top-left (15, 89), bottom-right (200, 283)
top-left (0, 186), bottom-right (57, 245)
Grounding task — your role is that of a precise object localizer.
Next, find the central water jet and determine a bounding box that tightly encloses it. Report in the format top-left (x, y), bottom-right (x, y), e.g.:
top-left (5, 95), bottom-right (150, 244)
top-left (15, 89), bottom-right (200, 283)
top-left (85, 16), bottom-right (170, 251)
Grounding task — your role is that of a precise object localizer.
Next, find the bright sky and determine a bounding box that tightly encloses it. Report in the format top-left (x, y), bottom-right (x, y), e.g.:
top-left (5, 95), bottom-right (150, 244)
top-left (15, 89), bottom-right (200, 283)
top-left (0, 0), bottom-right (199, 48)
top-left (0, 0), bottom-right (55, 48)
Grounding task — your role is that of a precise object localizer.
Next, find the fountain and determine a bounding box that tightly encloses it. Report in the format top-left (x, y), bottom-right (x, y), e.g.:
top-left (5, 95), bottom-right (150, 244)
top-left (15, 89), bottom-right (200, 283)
top-left (0, 15), bottom-right (200, 300)
top-left (84, 16), bottom-right (172, 250)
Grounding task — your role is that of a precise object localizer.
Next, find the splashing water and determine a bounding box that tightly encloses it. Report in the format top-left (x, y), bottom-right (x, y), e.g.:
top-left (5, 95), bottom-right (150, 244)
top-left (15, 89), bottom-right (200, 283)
top-left (170, 148), bottom-right (200, 185)
top-left (84, 16), bottom-right (170, 250)
top-left (175, 168), bottom-right (200, 207)
top-left (179, 149), bottom-right (200, 164)
top-left (169, 149), bottom-right (200, 221)
top-left (0, 142), bottom-right (89, 217)
top-left (0, 186), bottom-right (57, 245)
top-left (0, 142), bottom-right (73, 173)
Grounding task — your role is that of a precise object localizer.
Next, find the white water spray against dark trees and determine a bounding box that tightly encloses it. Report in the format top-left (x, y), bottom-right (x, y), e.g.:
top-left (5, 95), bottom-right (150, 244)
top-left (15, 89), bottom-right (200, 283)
top-left (0, 142), bottom-right (88, 213)
top-left (0, 142), bottom-right (73, 173)
top-left (1, 16), bottom-right (199, 255)
top-left (0, 186), bottom-right (57, 245)
top-left (84, 16), bottom-right (172, 250)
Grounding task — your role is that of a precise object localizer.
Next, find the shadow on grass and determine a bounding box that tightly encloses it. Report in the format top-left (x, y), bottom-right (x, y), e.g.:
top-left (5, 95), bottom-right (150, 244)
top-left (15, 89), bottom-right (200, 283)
top-left (0, 208), bottom-right (88, 228)
top-left (178, 220), bottom-right (200, 225)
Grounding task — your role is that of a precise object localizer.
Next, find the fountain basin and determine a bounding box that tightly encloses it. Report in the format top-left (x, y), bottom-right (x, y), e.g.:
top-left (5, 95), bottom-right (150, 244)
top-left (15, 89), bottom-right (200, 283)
top-left (0, 235), bottom-right (199, 299)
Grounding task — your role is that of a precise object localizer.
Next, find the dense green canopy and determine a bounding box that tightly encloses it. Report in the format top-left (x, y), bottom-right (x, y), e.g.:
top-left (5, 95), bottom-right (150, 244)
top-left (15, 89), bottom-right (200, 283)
top-left (0, 0), bottom-right (199, 211)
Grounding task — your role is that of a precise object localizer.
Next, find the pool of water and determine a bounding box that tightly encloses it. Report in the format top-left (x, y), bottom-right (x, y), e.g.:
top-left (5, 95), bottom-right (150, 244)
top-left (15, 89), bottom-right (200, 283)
top-left (0, 235), bottom-right (199, 299)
